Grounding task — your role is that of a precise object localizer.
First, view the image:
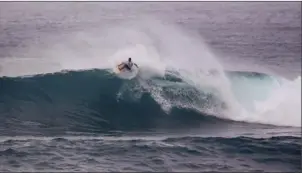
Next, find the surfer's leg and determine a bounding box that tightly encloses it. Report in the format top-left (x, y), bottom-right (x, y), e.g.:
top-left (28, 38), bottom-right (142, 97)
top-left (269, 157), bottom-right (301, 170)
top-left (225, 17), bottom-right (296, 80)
top-left (125, 65), bottom-right (131, 71)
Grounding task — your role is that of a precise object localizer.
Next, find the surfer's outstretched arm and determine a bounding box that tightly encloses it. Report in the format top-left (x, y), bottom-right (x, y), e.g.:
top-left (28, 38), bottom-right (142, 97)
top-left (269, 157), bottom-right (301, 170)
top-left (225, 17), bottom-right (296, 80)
top-left (134, 63), bottom-right (138, 68)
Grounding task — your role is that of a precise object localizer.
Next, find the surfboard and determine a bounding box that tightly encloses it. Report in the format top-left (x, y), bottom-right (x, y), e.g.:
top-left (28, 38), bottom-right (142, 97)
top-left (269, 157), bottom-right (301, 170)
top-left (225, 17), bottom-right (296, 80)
top-left (113, 66), bottom-right (121, 74)
top-left (113, 63), bottom-right (139, 79)
top-left (113, 64), bottom-right (125, 74)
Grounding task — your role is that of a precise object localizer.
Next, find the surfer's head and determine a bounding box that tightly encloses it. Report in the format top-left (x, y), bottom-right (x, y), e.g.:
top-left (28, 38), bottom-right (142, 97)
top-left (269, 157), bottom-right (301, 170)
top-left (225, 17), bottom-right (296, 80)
top-left (128, 57), bottom-right (132, 62)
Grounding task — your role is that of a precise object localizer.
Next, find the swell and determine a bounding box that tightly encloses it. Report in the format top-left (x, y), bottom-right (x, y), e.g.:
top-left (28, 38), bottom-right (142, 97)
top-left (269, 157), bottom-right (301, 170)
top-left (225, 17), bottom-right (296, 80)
top-left (0, 135), bottom-right (300, 172)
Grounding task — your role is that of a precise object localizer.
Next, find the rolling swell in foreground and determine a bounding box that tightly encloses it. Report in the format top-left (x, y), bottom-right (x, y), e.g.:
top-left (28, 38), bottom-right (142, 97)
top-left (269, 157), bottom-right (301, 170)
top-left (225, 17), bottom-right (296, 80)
top-left (0, 69), bottom-right (300, 136)
top-left (0, 135), bottom-right (300, 172)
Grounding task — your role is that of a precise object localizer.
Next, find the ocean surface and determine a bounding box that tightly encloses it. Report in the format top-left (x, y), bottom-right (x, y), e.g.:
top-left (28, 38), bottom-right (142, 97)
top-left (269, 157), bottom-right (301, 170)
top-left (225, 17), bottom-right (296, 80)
top-left (0, 2), bottom-right (301, 172)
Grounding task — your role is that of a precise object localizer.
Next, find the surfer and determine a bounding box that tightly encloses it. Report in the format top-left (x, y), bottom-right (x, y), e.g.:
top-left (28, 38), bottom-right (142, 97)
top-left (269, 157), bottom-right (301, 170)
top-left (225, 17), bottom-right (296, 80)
top-left (118, 57), bottom-right (138, 71)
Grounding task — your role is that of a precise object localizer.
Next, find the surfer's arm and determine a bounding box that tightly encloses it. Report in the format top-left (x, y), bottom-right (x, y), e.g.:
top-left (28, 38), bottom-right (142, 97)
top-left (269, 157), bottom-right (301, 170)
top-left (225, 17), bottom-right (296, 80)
top-left (134, 63), bottom-right (138, 68)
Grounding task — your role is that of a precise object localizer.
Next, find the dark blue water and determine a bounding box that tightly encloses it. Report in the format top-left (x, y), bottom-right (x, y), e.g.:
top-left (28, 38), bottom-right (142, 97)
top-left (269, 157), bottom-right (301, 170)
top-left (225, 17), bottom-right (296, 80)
top-left (0, 2), bottom-right (301, 172)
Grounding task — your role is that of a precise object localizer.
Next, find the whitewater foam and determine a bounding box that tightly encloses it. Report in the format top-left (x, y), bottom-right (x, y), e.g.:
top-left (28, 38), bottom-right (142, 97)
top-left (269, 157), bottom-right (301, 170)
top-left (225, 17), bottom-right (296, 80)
top-left (253, 76), bottom-right (301, 127)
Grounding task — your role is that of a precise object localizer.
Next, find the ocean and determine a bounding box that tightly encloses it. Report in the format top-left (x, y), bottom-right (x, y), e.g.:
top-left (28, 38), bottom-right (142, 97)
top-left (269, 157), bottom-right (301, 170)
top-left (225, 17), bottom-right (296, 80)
top-left (0, 2), bottom-right (301, 172)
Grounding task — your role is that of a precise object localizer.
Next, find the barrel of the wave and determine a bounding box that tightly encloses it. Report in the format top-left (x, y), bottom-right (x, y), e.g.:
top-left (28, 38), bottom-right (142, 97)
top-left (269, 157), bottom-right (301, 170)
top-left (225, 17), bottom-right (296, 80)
top-left (113, 63), bottom-right (139, 80)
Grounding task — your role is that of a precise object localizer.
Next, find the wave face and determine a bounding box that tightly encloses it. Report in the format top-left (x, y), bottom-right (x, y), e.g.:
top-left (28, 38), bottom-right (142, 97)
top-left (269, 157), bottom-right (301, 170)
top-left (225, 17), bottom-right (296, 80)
top-left (0, 69), bottom-right (220, 135)
top-left (0, 69), bottom-right (300, 136)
